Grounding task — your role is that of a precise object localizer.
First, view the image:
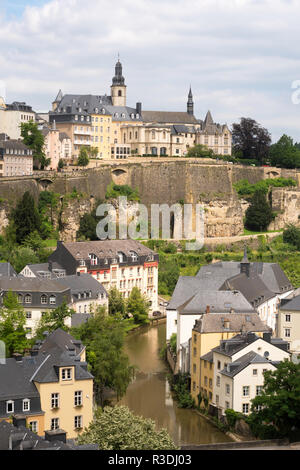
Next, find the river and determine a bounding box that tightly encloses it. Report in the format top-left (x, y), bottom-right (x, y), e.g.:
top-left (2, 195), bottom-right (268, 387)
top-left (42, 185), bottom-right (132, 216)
top-left (117, 322), bottom-right (232, 447)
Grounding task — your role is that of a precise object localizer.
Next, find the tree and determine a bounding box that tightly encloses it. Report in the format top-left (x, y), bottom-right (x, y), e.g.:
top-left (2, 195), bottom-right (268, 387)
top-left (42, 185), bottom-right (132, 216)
top-left (77, 147), bottom-right (90, 167)
top-left (186, 144), bottom-right (214, 158)
top-left (232, 118), bottom-right (271, 163)
top-left (76, 199), bottom-right (105, 241)
top-left (12, 192), bottom-right (41, 244)
top-left (126, 287), bottom-right (149, 325)
top-left (58, 159), bottom-right (65, 170)
top-left (34, 301), bottom-right (74, 338)
top-left (77, 405), bottom-right (177, 450)
top-left (72, 308), bottom-right (134, 405)
top-left (283, 224), bottom-right (300, 249)
top-left (20, 121), bottom-right (50, 170)
top-left (0, 291), bottom-right (29, 357)
top-left (109, 287), bottom-right (126, 318)
top-left (250, 361), bottom-right (300, 439)
top-left (245, 189), bottom-right (273, 232)
top-left (269, 135), bottom-right (300, 169)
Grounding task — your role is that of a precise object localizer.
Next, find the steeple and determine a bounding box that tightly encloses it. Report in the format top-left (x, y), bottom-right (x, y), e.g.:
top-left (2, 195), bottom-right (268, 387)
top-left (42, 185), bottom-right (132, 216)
top-left (111, 57), bottom-right (127, 106)
top-left (240, 245), bottom-right (250, 277)
top-left (52, 89), bottom-right (63, 112)
top-left (187, 86), bottom-right (194, 115)
top-left (204, 110), bottom-right (214, 127)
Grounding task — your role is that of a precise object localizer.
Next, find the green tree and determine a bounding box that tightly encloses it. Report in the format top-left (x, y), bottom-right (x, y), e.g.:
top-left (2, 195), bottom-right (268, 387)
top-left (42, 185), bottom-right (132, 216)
top-left (283, 225), bottom-right (300, 249)
top-left (232, 117), bottom-right (271, 163)
top-left (245, 189), bottom-right (273, 232)
top-left (186, 144), bottom-right (214, 158)
top-left (269, 135), bottom-right (300, 169)
top-left (12, 191), bottom-right (41, 244)
top-left (34, 301), bottom-right (74, 338)
top-left (76, 199), bottom-right (105, 241)
top-left (109, 287), bottom-right (126, 318)
top-left (126, 287), bottom-right (150, 325)
top-left (77, 405), bottom-right (177, 450)
top-left (20, 121), bottom-right (50, 170)
top-left (77, 147), bottom-right (90, 166)
top-left (72, 308), bottom-right (134, 404)
top-left (0, 291), bottom-right (29, 357)
top-left (250, 361), bottom-right (300, 439)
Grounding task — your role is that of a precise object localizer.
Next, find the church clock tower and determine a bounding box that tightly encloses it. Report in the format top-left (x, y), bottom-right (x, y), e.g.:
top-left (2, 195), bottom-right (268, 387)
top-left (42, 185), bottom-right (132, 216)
top-left (111, 59), bottom-right (127, 107)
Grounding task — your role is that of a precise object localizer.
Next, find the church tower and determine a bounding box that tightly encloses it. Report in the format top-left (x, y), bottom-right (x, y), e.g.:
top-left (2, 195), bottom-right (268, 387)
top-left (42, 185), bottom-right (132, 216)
top-left (111, 58), bottom-right (127, 107)
top-left (187, 86), bottom-right (194, 115)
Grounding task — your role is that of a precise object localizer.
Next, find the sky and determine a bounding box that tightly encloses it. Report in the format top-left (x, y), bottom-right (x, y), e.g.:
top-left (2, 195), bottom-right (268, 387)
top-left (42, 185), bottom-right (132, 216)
top-left (0, 0), bottom-right (300, 142)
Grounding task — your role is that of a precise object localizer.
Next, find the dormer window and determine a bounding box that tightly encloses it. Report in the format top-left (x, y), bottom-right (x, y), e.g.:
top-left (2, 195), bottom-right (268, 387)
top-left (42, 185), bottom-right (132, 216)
top-left (24, 294), bottom-right (32, 304)
top-left (23, 399), bottom-right (30, 412)
top-left (6, 401), bottom-right (14, 414)
top-left (41, 294), bottom-right (48, 305)
top-left (49, 295), bottom-right (56, 305)
top-left (79, 259), bottom-right (86, 267)
top-left (89, 253), bottom-right (98, 266)
top-left (62, 368), bottom-right (72, 381)
top-left (118, 252), bottom-right (126, 263)
top-left (130, 251), bottom-right (138, 262)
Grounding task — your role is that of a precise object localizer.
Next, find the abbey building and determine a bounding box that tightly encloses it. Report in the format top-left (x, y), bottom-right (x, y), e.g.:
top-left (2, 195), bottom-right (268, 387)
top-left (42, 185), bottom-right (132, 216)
top-left (49, 60), bottom-right (232, 160)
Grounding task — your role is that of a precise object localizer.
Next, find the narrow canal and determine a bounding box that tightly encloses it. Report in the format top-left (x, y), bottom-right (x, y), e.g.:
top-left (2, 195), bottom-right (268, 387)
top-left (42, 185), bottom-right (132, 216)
top-left (117, 322), bottom-right (232, 447)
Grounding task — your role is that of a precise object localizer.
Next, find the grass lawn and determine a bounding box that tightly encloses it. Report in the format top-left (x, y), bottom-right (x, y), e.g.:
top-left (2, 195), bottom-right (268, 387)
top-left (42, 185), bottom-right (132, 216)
top-left (44, 239), bottom-right (58, 248)
top-left (242, 228), bottom-right (283, 236)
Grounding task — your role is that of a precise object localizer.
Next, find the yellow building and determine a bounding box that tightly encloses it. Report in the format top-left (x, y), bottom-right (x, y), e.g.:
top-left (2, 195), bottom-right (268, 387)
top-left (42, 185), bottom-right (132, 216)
top-left (190, 313), bottom-right (270, 403)
top-left (91, 112), bottom-right (113, 159)
top-left (0, 329), bottom-right (94, 439)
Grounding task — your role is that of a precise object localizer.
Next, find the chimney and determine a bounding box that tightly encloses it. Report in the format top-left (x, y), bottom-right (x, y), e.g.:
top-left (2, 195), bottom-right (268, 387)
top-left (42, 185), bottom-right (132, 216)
top-left (263, 332), bottom-right (272, 343)
top-left (12, 415), bottom-right (27, 429)
top-left (246, 332), bottom-right (257, 344)
top-left (48, 260), bottom-right (53, 272)
top-left (12, 353), bottom-right (22, 362)
top-left (205, 305), bottom-right (210, 314)
top-left (136, 102), bottom-right (142, 115)
top-left (44, 429), bottom-right (67, 444)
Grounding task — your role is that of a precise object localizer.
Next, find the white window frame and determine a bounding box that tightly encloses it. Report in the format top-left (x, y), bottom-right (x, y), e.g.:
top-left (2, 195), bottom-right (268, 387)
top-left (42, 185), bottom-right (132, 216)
top-left (51, 418), bottom-right (59, 431)
top-left (23, 398), bottom-right (30, 412)
top-left (74, 391), bottom-right (83, 407)
top-left (61, 368), bottom-right (72, 381)
top-left (6, 400), bottom-right (14, 414)
top-left (51, 393), bottom-right (59, 409)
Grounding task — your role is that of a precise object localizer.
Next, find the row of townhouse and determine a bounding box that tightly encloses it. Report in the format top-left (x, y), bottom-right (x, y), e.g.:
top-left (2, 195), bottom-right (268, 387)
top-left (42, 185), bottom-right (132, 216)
top-left (166, 247), bottom-right (294, 372)
top-left (0, 134), bottom-right (33, 177)
top-left (0, 329), bottom-right (94, 441)
top-left (192, 329), bottom-right (290, 416)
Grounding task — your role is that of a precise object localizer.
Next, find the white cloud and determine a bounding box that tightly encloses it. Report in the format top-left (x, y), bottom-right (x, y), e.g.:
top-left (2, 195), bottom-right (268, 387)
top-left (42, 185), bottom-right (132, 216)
top-left (0, 0), bottom-right (300, 141)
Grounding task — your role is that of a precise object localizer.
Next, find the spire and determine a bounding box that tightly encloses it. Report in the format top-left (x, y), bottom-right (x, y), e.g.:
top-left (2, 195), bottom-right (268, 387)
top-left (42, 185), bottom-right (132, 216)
top-left (112, 57), bottom-right (125, 86)
top-left (242, 244), bottom-right (249, 263)
top-left (187, 86), bottom-right (194, 115)
top-left (53, 90), bottom-right (63, 104)
top-left (240, 245), bottom-right (250, 277)
top-left (204, 110), bottom-right (214, 126)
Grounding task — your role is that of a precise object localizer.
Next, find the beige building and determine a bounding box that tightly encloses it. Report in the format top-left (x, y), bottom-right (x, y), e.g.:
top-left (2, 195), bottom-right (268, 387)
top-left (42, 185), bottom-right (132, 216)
top-left (211, 332), bottom-right (290, 415)
top-left (278, 293), bottom-right (300, 361)
top-left (190, 313), bottom-right (270, 403)
top-left (0, 99), bottom-right (35, 139)
top-left (0, 137), bottom-right (33, 177)
top-left (42, 122), bottom-right (72, 170)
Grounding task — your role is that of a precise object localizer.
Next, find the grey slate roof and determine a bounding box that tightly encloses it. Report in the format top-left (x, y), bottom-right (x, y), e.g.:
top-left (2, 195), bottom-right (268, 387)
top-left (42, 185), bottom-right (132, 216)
top-left (54, 273), bottom-right (107, 301)
top-left (0, 263), bottom-right (17, 278)
top-left (177, 290), bottom-right (255, 315)
top-left (280, 294), bottom-right (300, 311)
top-left (0, 277), bottom-right (69, 293)
top-left (220, 350), bottom-right (272, 378)
top-left (0, 356), bottom-right (45, 401)
top-left (34, 328), bottom-right (85, 357)
top-left (193, 313), bottom-right (269, 334)
top-left (142, 110), bottom-right (199, 125)
top-left (220, 273), bottom-right (275, 307)
top-left (61, 239), bottom-right (156, 260)
top-left (24, 262), bottom-right (66, 279)
top-left (212, 332), bottom-right (288, 358)
top-left (71, 313), bottom-right (91, 328)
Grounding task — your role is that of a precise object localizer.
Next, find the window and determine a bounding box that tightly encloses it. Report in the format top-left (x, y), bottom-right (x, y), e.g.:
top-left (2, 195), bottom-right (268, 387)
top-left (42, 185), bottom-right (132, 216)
top-left (29, 421), bottom-right (38, 433)
top-left (41, 294), bottom-right (48, 305)
top-left (51, 393), bottom-right (59, 409)
top-left (23, 399), bottom-right (30, 412)
top-left (75, 415), bottom-right (83, 429)
top-left (243, 386), bottom-right (250, 396)
top-left (217, 361), bottom-right (221, 370)
top-left (216, 395), bottom-right (219, 405)
top-left (242, 403), bottom-right (249, 414)
top-left (193, 364), bottom-right (196, 373)
top-left (26, 311), bottom-right (32, 319)
top-left (225, 401), bottom-right (230, 410)
top-left (256, 386), bottom-right (263, 396)
top-left (74, 391), bottom-right (83, 407)
top-left (285, 314), bottom-right (291, 322)
top-left (285, 329), bottom-right (291, 338)
top-left (225, 384), bottom-right (230, 395)
top-left (209, 378), bottom-right (212, 389)
top-left (89, 253), bottom-right (98, 266)
top-left (62, 368), bottom-right (72, 381)
top-left (24, 294), bottom-right (32, 304)
top-left (192, 381), bottom-right (196, 391)
top-left (216, 376), bottom-right (220, 387)
top-left (51, 418), bottom-right (59, 431)
top-left (193, 347), bottom-right (196, 357)
top-left (204, 376), bottom-right (208, 386)
top-left (253, 369), bottom-right (258, 376)
top-left (49, 295), bottom-right (56, 305)
top-left (6, 401), bottom-right (14, 414)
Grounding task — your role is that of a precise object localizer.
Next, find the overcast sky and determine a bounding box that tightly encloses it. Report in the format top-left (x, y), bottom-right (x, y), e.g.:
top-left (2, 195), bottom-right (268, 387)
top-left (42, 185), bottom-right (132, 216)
top-left (1, 0), bottom-right (300, 142)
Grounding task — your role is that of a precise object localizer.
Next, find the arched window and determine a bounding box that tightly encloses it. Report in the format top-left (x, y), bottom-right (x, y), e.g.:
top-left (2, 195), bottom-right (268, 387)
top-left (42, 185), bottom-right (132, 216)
top-left (41, 294), bottom-right (48, 305)
top-left (18, 294), bottom-right (23, 304)
top-left (130, 251), bottom-right (138, 262)
top-left (118, 90), bottom-right (122, 97)
top-left (118, 252), bottom-right (126, 263)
